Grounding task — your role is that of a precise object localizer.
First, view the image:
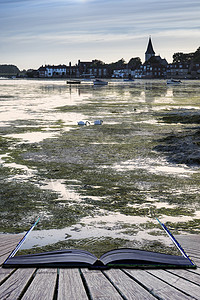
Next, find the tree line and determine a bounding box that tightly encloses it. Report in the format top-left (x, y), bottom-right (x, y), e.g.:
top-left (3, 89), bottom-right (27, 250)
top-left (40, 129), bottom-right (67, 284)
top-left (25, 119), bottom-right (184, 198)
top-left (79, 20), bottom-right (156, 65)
top-left (0, 64), bottom-right (20, 75)
top-left (173, 47), bottom-right (200, 64)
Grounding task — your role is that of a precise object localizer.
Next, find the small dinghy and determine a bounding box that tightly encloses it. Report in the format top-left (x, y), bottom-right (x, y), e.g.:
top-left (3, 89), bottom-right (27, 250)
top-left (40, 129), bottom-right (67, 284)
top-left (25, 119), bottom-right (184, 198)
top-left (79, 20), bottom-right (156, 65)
top-left (67, 80), bottom-right (81, 84)
top-left (167, 79), bottom-right (182, 85)
top-left (93, 79), bottom-right (108, 86)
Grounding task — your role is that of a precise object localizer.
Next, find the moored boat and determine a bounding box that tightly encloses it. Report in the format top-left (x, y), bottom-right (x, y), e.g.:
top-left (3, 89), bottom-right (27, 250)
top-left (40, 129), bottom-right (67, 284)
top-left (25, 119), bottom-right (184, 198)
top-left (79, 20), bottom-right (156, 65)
top-left (123, 79), bottom-right (134, 82)
top-left (67, 80), bottom-right (81, 84)
top-left (93, 79), bottom-right (108, 86)
top-left (167, 79), bottom-right (182, 85)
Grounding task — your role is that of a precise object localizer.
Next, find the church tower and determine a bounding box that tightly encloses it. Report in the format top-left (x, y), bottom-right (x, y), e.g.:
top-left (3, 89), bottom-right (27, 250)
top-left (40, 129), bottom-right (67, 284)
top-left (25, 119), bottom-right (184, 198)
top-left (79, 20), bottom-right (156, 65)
top-left (145, 37), bottom-right (155, 62)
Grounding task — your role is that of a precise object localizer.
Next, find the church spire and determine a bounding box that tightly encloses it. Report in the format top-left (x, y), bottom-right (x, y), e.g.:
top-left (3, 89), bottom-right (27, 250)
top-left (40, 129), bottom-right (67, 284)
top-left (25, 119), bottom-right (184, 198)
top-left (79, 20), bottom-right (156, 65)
top-left (145, 36), bottom-right (155, 62)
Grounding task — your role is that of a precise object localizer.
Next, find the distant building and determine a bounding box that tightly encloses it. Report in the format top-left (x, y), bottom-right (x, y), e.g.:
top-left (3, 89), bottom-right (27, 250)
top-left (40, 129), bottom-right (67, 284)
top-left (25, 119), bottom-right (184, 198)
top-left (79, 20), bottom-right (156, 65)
top-left (190, 63), bottom-right (200, 79)
top-left (77, 60), bottom-right (92, 77)
top-left (38, 65), bottom-right (67, 77)
top-left (167, 63), bottom-right (190, 79)
top-left (145, 37), bottom-right (155, 62)
top-left (135, 56), bottom-right (168, 79)
top-left (135, 38), bottom-right (168, 78)
top-left (77, 60), bottom-right (108, 78)
top-left (112, 69), bottom-right (129, 78)
top-left (37, 61), bottom-right (108, 78)
top-left (88, 66), bottom-right (108, 78)
top-left (38, 66), bottom-right (46, 77)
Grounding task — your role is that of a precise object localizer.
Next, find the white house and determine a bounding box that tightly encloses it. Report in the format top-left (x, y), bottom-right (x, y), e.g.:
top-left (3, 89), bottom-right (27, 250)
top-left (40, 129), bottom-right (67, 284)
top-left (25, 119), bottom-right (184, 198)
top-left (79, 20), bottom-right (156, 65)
top-left (38, 65), bottom-right (67, 77)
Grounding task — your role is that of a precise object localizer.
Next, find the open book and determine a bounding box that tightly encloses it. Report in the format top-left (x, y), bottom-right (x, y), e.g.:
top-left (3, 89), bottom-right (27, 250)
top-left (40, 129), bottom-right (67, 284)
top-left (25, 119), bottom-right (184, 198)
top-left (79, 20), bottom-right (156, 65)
top-left (3, 218), bottom-right (196, 269)
top-left (3, 247), bottom-right (195, 269)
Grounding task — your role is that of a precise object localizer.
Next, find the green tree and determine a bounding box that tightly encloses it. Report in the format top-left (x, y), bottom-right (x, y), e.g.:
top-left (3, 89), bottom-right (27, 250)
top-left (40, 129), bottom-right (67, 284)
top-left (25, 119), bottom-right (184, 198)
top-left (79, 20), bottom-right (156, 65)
top-left (193, 47), bottom-right (200, 63)
top-left (91, 59), bottom-right (105, 67)
top-left (0, 64), bottom-right (20, 75)
top-left (173, 52), bottom-right (193, 64)
top-left (107, 58), bottom-right (126, 71)
top-left (128, 57), bottom-right (142, 69)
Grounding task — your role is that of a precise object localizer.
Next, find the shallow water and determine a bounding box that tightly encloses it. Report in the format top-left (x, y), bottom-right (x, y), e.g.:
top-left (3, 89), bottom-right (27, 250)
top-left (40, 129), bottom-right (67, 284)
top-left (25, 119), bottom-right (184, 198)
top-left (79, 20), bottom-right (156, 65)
top-left (0, 78), bottom-right (200, 251)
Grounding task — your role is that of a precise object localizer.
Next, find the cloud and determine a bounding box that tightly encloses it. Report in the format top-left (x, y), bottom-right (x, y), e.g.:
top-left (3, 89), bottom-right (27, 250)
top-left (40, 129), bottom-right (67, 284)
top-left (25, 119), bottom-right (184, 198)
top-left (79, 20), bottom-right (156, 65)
top-left (1, 0), bottom-right (200, 68)
top-left (2, 0), bottom-right (199, 33)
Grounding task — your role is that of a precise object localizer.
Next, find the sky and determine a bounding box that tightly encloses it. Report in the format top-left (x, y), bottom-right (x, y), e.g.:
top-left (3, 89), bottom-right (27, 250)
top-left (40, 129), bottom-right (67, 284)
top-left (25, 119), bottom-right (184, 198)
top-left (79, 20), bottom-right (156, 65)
top-left (0, 0), bottom-right (200, 70)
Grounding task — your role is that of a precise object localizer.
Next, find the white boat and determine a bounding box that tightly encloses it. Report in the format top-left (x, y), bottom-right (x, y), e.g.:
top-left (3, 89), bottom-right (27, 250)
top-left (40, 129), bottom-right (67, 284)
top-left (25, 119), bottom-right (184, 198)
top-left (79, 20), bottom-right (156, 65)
top-left (93, 79), bottom-right (108, 86)
top-left (167, 79), bottom-right (182, 85)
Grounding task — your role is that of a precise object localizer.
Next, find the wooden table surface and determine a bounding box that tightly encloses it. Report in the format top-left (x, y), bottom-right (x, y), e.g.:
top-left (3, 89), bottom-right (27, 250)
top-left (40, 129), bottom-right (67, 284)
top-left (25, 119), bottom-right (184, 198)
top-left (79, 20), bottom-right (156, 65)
top-left (0, 234), bottom-right (199, 299)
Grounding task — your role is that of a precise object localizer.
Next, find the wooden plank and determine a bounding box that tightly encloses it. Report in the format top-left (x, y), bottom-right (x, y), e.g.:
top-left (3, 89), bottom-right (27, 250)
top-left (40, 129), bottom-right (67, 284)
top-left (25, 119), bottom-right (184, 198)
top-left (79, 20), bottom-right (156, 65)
top-left (186, 250), bottom-right (200, 258)
top-left (21, 269), bottom-right (57, 300)
top-left (36, 268), bottom-right (57, 274)
top-left (183, 245), bottom-right (200, 252)
top-left (0, 233), bottom-right (22, 239)
top-left (0, 245), bottom-right (19, 257)
top-left (190, 251), bottom-right (200, 258)
top-left (0, 243), bottom-right (18, 256)
top-left (188, 268), bottom-right (200, 275)
top-left (0, 234), bottom-right (22, 244)
top-left (0, 234), bottom-right (22, 240)
top-left (0, 239), bottom-right (21, 247)
top-left (175, 235), bottom-right (200, 252)
top-left (0, 242), bottom-right (21, 255)
top-left (183, 250), bottom-right (199, 259)
top-left (0, 268), bottom-right (35, 300)
top-left (0, 253), bottom-right (12, 265)
top-left (0, 240), bottom-right (20, 248)
top-left (189, 257), bottom-right (200, 267)
top-left (124, 269), bottom-right (192, 300)
top-left (167, 269), bottom-right (200, 285)
top-left (148, 269), bottom-right (200, 299)
top-left (58, 268), bottom-right (88, 300)
top-left (180, 244), bottom-right (200, 253)
top-left (81, 269), bottom-right (123, 300)
top-left (0, 234), bottom-right (22, 265)
top-left (0, 267), bottom-right (15, 284)
top-left (104, 269), bottom-right (156, 299)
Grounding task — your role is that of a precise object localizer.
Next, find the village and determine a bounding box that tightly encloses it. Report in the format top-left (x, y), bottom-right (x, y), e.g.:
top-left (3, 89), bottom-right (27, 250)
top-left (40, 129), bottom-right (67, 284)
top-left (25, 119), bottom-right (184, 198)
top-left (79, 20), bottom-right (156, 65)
top-left (1, 38), bottom-right (200, 79)
top-left (28, 37), bottom-right (200, 80)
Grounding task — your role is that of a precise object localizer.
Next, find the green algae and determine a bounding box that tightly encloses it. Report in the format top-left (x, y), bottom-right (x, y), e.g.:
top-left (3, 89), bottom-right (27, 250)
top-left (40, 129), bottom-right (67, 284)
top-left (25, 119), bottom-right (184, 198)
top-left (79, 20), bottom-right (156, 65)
top-left (160, 111), bottom-right (200, 124)
top-left (0, 136), bottom-right (15, 154)
top-left (0, 176), bottom-right (96, 233)
top-left (1, 118), bottom-right (199, 234)
top-left (0, 80), bottom-right (200, 247)
top-left (166, 219), bottom-right (200, 234)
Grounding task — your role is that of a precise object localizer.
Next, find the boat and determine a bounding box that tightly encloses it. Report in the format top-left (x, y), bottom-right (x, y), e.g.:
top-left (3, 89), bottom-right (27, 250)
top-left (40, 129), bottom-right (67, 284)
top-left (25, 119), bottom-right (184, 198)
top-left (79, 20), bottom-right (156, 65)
top-left (93, 79), bottom-right (108, 86)
top-left (67, 80), bottom-right (81, 84)
top-left (167, 79), bottom-right (182, 85)
top-left (123, 79), bottom-right (134, 82)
